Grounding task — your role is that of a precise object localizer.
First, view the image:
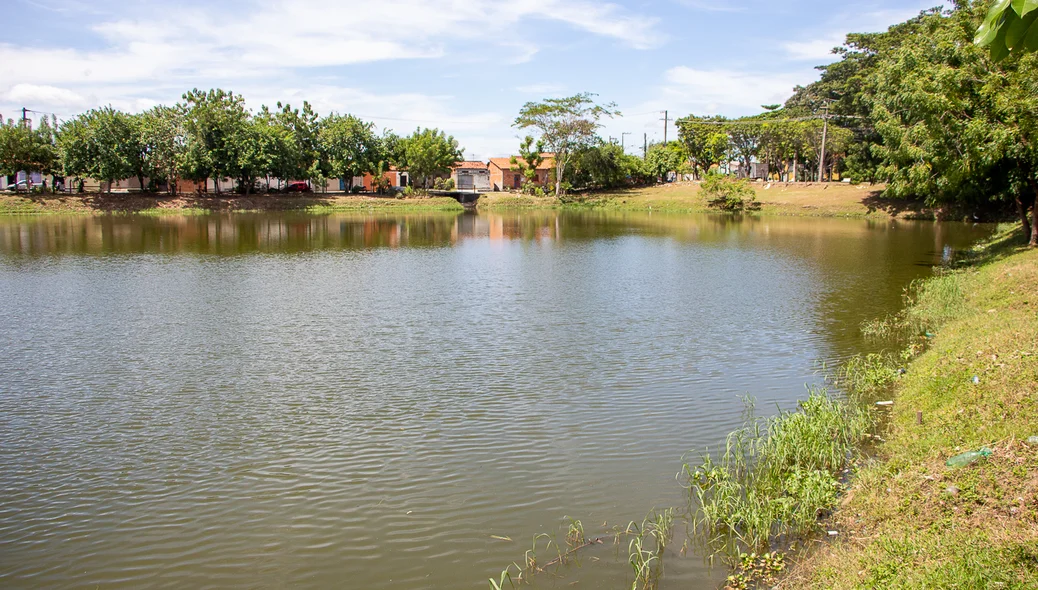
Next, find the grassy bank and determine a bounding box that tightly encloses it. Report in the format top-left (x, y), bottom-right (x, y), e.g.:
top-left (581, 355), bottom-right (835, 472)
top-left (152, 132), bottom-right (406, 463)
top-left (783, 227), bottom-right (1038, 588)
top-left (0, 193), bottom-right (464, 216)
top-left (479, 182), bottom-right (941, 219)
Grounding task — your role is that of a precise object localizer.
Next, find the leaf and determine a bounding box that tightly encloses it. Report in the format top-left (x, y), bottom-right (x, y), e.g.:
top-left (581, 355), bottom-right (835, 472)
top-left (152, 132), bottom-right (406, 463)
top-left (977, 0), bottom-right (1014, 45)
top-left (990, 18), bottom-right (1013, 62)
top-left (1012, 0), bottom-right (1038, 17)
top-left (1006, 10), bottom-right (1038, 48)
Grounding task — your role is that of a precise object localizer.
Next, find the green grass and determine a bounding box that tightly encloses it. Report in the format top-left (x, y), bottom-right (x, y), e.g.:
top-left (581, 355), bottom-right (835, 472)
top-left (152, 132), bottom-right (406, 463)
top-left (681, 389), bottom-right (873, 561)
top-left (785, 225), bottom-right (1038, 588)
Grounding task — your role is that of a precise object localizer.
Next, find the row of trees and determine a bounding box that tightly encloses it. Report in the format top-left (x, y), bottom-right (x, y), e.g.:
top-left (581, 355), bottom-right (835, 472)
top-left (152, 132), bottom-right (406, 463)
top-left (0, 89), bottom-right (463, 194)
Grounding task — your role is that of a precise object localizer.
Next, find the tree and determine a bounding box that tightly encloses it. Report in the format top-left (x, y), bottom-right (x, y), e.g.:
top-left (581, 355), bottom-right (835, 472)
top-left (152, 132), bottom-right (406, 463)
top-left (179, 88), bottom-right (251, 194)
top-left (513, 93), bottom-right (618, 196)
top-left (675, 116), bottom-right (731, 178)
top-left (401, 127), bottom-right (462, 189)
top-left (868, 2), bottom-right (1038, 244)
top-left (976, 0), bottom-right (1038, 61)
top-left (319, 114), bottom-right (379, 187)
top-left (139, 106), bottom-right (186, 195)
top-left (645, 141), bottom-right (689, 180)
top-left (0, 117), bottom-right (57, 181)
top-left (56, 107), bottom-right (134, 193)
top-left (510, 135), bottom-right (545, 191)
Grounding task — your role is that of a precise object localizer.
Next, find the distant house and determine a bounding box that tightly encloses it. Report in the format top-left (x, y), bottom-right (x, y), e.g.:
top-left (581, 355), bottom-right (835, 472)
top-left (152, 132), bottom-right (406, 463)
top-left (451, 161), bottom-right (491, 191)
top-left (354, 166), bottom-right (410, 193)
top-left (487, 154), bottom-right (555, 191)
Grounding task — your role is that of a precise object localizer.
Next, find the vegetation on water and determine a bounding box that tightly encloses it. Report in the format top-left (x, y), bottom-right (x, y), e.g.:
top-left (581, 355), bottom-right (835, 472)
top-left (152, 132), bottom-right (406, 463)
top-left (487, 508), bottom-right (675, 590)
top-left (680, 390), bottom-right (872, 561)
top-left (784, 225), bottom-right (1038, 587)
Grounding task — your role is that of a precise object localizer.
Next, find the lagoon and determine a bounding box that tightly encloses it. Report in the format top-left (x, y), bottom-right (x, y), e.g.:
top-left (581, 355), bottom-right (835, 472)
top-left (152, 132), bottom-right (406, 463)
top-left (0, 211), bottom-right (990, 588)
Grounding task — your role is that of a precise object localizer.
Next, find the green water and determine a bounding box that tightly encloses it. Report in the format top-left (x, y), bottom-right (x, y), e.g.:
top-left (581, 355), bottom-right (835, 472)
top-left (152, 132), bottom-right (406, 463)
top-left (0, 210), bottom-right (991, 589)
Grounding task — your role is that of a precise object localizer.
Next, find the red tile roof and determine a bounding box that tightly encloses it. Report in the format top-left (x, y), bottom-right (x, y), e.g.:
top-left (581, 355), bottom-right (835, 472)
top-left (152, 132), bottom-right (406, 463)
top-left (488, 154), bottom-right (555, 171)
top-left (452, 161), bottom-right (488, 170)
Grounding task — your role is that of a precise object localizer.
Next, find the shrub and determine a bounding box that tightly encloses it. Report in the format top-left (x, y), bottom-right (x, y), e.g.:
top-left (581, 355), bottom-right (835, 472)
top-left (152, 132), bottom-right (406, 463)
top-left (350, 184), bottom-right (363, 194)
top-left (702, 174), bottom-right (759, 211)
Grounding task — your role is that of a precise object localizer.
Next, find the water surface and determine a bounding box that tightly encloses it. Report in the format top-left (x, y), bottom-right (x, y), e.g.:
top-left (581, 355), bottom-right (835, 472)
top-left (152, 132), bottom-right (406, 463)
top-left (0, 211), bottom-right (991, 588)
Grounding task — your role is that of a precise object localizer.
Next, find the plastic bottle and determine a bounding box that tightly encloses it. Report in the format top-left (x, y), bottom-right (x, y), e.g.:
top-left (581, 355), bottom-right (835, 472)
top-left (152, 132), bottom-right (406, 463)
top-left (945, 447), bottom-right (993, 468)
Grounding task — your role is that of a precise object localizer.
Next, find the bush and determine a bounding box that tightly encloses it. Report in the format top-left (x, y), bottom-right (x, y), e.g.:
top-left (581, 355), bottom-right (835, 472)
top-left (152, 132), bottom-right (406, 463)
top-left (702, 174), bottom-right (759, 211)
top-left (432, 177), bottom-right (455, 190)
top-left (350, 184), bottom-right (363, 194)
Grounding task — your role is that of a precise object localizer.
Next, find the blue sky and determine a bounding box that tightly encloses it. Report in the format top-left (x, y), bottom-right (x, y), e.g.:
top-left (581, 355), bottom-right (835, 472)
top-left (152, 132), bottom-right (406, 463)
top-left (0, 0), bottom-right (938, 159)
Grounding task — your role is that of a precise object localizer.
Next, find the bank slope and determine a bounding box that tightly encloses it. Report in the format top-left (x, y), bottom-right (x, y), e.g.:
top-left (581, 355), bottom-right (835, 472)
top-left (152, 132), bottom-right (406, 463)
top-left (786, 228), bottom-right (1038, 588)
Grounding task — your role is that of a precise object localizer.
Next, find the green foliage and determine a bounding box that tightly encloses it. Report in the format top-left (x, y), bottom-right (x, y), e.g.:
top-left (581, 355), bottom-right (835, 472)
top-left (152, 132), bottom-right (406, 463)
top-left (645, 141), bottom-right (689, 180)
top-left (725, 551), bottom-right (786, 589)
top-left (0, 116), bottom-right (57, 178)
top-left (138, 106), bottom-right (186, 194)
top-left (675, 116), bottom-right (731, 178)
top-left (513, 93), bottom-right (618, 196)
top-left (567, 142), bottom-right (647, 190)
top-left (682, 390), bottom-right (871, 558)
top-left (510, 135), bottom-right (545, 193)
top-left (57, 107), bottom-right (136, 191)
top-left (701, 174), bottom-right (759, 211)
top-left (400, 127), bottom-right (461, 189)
top-left (976, 0), bottom-right (1038, 61)
top-left (319, 113), bottom-right (379, 182)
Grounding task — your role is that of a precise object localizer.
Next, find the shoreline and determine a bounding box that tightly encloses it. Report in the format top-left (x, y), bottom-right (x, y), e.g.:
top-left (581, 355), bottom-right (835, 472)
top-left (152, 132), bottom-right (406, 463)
top-left (781, 226), bottom-right (1038, 587)
top-left (0, 182), bottom-right (976, 221)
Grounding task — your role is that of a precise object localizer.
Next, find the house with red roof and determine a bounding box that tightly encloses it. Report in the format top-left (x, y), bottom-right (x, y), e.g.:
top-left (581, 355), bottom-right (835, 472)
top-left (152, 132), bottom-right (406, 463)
top-left (487, 154), bottom-right (555, 191)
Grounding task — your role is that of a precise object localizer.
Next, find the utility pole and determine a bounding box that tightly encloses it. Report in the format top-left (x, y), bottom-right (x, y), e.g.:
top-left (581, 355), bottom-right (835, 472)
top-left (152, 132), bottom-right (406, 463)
top-left (621, 132), bottom-right (631, 153)
top-left (817, 100), bottom-right (831, 182)
top-left (660, 110), bottom-right (669, 144)
top-left (643, 133), bottom-right (648, 159)
top-left (22, 107), bottom-right (28, 128)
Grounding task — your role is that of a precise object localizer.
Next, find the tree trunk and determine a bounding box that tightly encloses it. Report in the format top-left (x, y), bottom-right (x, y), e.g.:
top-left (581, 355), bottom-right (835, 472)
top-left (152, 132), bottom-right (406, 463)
top-left (137, 174), bottom-right (145, 194)
top-left (1016, 194), bottom-right (1031, 240)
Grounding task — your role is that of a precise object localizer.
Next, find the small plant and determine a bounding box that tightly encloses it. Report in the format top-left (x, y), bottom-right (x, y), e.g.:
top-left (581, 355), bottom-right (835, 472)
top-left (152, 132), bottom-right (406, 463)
top-left (682, 389), bottom-right (869, 559)
top-left (702, 173), bottom-right (759, 211)
top-left (724, 551), bottom-right (786, 589)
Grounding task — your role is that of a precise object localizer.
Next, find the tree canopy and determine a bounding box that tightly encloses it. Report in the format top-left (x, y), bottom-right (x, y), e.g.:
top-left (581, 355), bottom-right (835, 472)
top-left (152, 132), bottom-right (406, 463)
top-left (513, 93), bottom-right (618, 196)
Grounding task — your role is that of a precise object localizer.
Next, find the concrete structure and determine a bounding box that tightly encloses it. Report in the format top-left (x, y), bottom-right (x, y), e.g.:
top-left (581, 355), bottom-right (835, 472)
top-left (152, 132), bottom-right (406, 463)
top-left (451, 161), bottom-right (491, 191)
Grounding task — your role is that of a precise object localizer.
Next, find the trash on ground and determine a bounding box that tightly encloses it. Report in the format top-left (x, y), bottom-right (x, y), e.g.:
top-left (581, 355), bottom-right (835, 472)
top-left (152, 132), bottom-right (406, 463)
top-left (946, 447), bottom-right (993, 468)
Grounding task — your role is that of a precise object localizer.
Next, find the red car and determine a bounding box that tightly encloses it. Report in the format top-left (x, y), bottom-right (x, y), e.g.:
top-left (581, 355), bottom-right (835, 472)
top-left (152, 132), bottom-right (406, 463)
top-left (285, 181), bottom-right (311, 193)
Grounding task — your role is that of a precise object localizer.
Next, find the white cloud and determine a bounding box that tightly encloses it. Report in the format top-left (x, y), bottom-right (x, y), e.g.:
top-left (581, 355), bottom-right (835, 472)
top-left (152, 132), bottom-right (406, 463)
top-left (782, 35), bottom-right (845, 62)
top-left (1, 84), bottom-right (91, 110)
top-left (661, 66), bottom-right (806, 114)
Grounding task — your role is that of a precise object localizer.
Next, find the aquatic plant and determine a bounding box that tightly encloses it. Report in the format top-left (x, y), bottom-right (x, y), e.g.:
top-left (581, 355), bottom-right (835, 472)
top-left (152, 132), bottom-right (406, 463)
top-left (681, 389), bottom-right (870, 559)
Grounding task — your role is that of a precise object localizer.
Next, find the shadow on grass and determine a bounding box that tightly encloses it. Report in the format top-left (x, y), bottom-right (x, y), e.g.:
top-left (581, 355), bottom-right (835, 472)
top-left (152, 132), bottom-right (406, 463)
top-left (860, 191), bottom-right (931, 218)
top-left (16, 192), bottom-right (414, 213)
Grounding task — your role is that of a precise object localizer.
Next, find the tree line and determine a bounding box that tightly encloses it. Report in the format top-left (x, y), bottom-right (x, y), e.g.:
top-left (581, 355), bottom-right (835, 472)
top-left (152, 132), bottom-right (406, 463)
top-left (634, 1), bottom-right (1037, 243)
top-left (0, 89), bottom-right (463, 194)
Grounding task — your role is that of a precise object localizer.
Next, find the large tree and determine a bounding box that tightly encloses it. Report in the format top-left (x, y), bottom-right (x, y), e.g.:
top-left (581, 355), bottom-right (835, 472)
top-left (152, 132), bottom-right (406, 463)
top-left (400, 127), bottom-right (462, 189)
top-left (513, 93), bottom-right (618, 196)
top-left (139, 105), bottom-right (186, 195)
top-left (57, 107), bottom-right (134, 193)
top-left (179, 88), bottom-right (251, 194)
top-left (868, 1), bottom-right (1038, 244)
top-left (0, 117), bottom-right (57, 181)
top-left (319, 114), bottom-right (379, 187)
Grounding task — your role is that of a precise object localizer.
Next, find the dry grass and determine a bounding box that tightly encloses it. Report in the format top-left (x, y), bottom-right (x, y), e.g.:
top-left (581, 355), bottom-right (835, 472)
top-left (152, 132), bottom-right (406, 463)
top-left (782, 227), bottom-right (1038, 589)
top-left (479, 182), bottom-right (944, 219)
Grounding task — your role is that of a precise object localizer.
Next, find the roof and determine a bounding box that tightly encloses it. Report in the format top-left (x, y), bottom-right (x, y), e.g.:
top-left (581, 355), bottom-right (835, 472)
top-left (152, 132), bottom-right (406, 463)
top-left (488, 154), bottom-right (555, 171)
top-left (452, 161), bottom-right (488, 170)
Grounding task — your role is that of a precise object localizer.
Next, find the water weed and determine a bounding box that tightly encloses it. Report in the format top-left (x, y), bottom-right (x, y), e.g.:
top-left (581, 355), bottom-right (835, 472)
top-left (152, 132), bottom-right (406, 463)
top-left (681, 389), bottom-right (870, 559)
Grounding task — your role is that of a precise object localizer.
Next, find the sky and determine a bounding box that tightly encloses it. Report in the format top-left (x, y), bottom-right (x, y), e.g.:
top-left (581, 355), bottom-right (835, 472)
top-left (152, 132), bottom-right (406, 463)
top-left (0, 0), bottom-right (939, 160)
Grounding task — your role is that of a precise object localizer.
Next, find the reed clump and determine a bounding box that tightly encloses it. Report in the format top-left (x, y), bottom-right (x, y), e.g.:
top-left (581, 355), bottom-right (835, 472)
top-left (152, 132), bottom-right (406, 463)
top-left (681, 389), bottom-right (872, 560)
